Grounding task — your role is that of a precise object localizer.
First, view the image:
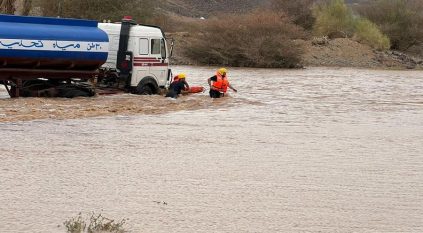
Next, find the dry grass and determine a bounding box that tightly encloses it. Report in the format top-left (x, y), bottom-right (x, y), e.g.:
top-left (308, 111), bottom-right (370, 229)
top-left (63, 212), bottom-right (128, 233)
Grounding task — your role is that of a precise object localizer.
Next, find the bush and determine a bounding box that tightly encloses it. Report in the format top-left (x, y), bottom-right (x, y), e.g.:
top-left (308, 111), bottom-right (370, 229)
top-left (312, 0), bottom-right (391, 51)
top-left (184, 10), bottom-right (306, 68)
top-left (0, 0), bottom-right (15, 14)
top-left (63, 213), bottom-right (86, 233)
top-left (356, 0), bottom-right (423, 51)
top-left (63, 212), bottom-right (128, 233)
top-left (313, 0), bottom-right (355, 38)
top-left (354, 18), bottom-right (390, 50)
top-left (270, 0), bottom-right (316, 30)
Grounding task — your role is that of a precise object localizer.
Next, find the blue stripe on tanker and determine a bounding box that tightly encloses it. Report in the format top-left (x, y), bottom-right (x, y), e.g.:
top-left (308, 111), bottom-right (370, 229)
top-left (0, 14), bottom-right (108, 42)
top-left (0, 14), bottom-right (98, 27)
top-left (0, 49), bottom-right (108, 61)
top-left (0, 14), bottom-right (109, 69)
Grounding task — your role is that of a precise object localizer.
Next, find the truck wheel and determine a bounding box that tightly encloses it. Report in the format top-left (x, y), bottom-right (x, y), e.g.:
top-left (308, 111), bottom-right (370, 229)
top-left (135, 77), bottom-right (158, 95)
top-left (57, 84), bottom-right (95, 98)
top-left (137, 84), bottom-right (154, 95)
top-left (61, 88), bottom-right (92, 98)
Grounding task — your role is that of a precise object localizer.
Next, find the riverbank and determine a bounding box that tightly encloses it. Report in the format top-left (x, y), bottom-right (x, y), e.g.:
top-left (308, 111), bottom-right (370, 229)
top-left (169, 32), bottom-right (423, 70)
top-left (300, 38), bottom-right (423, 70)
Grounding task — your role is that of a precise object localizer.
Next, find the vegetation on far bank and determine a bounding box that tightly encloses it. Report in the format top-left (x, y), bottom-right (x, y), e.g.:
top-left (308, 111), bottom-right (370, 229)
top-left (313, 0), bottom-right (390, 50)
top-left (183, 10), bottom-right (306, 68)
top-left (1, 0), bottom-right (422, 68)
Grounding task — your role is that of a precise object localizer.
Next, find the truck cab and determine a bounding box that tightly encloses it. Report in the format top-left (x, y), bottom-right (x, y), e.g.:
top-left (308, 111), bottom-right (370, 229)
top-left (0, 15), bottom-right (171, 98)
top-left (98, 17), bottom-right (172, 94)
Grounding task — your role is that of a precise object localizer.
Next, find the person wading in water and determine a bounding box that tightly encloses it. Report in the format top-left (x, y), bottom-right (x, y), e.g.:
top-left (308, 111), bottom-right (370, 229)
top-left (165, 73), bottom-right (190, 99)
top-left (207, 68), bottom-right (237, 98)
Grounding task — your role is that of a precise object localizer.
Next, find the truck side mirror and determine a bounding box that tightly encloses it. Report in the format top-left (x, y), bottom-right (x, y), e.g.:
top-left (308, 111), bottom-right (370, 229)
top-left (169, 39), bottom-right (174, 58)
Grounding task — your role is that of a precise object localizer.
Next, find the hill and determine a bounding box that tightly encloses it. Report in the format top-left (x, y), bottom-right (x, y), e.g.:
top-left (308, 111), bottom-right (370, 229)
top-left (345, 0), bottom-right (370, 4)
top-left (159, 0), bottom-right (374, 18)
top-left (158, 0), bottom-right (271, 17)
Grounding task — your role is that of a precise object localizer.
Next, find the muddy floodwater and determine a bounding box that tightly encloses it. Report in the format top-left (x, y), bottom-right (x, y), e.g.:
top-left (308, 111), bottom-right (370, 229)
top-left (1, 66), bottom-right (423, 232)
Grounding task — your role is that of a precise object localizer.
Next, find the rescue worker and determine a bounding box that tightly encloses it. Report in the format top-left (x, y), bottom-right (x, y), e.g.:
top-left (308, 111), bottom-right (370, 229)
top-left (207, 68), bottom-right (237, 98)
top-left (165, 73), bottom-right (190, 99)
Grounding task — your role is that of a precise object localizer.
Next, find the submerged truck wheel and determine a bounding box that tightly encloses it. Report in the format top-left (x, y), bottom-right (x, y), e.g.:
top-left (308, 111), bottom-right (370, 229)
top-left (136, 77), bottom-right (158, 95)
top-left (137, 85), bottom-right (154, 95)
top-left (60, 88), bottom-right (92, 98)
top-left (57, 84), bottom-right (96, 98)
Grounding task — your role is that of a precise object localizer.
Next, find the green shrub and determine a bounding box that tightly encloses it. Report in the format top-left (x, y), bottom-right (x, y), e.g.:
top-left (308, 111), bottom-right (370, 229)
top-left (354, 18), bottom-right (390, 50)
top-left (312, 0), bottom-right (391, 51)
top-left (356, 0), bottom-right (423, 51)
top-left (313, 0), bottom-right (355, 38)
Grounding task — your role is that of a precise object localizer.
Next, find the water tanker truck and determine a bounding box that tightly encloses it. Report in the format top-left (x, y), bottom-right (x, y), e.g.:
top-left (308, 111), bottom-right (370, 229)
top-left (0, 14), bottom-right (173, 98)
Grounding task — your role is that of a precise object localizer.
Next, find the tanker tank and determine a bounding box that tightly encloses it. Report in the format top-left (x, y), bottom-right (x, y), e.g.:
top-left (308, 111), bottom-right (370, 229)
top-left (0, 14), bottom-right (109, 72)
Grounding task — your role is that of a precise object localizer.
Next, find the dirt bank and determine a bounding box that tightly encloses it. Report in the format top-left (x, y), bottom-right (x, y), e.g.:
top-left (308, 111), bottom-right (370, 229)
top-left (300, 38), bottom-right (423, 69)
top-left (169, 32), bottom-right (423, 69)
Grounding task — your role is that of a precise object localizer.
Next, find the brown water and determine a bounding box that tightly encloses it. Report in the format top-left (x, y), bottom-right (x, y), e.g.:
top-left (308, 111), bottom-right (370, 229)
top-left (1, 66), bottom-right (423, 233)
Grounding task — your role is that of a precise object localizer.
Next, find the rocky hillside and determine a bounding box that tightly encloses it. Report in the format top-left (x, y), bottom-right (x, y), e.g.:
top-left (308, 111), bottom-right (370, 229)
top-left (345, 0), bottom-right (370, 4)
top-left (158, 0), bottom-right (271, 17)
top-left (160, 0), bottom-right (373, 17)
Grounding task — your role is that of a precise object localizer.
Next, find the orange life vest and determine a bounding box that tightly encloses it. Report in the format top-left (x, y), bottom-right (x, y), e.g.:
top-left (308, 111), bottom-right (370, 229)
top-left (212, 72), bottom-right (229, 93)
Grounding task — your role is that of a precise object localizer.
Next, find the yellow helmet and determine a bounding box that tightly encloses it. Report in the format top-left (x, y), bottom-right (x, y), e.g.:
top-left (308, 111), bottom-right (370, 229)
top-left (178, 73), bottom-right (186, 79)
top-left (218, 68), bottom-right (227, 75)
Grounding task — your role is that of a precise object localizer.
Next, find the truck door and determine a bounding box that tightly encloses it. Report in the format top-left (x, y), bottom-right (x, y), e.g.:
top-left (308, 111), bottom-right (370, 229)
top-left (132, 38), bottom-right (150, 87)
top-left (149, 38), bottom-right (168, 87)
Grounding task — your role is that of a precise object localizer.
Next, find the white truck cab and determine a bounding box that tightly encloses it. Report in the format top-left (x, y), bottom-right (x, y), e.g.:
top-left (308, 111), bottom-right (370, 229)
top-left (98, 17), bottom-right (172, 94)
